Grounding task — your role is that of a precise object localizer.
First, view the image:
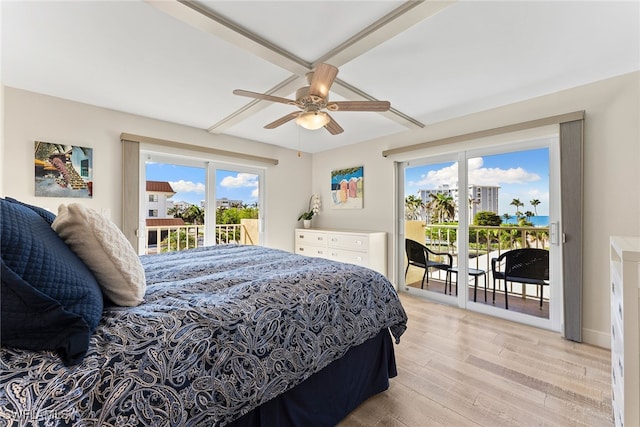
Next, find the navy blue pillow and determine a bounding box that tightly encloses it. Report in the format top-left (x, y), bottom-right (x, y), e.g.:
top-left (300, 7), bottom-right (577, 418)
top-left (0, 198), bottom-right (103, 365)
top-left (1, 259), bottom-right (90, 365)
top-left (4, 197), bottom-right (56, 224)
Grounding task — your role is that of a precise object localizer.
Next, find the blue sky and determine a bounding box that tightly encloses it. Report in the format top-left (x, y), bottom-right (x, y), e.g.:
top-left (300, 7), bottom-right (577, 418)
top-left (405, 148), bottom-right (550, 216)
top-left (146, 163), bottom-right (259, 205)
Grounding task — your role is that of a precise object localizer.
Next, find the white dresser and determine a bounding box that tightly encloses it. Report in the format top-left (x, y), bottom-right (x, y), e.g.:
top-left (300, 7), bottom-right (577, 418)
top-left (294, 228), bottom-right (387, 277)
top-left (610, 236), bottom-right (640, 427)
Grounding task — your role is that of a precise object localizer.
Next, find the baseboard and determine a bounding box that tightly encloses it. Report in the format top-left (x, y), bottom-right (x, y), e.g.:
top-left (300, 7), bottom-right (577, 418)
top-left (582, 328), bottom-right (610, 349)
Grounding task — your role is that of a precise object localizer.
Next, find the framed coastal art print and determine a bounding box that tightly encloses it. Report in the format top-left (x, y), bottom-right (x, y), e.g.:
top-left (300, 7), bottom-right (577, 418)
top-left (330, 166), bottom-right (363, 209)
top-left (34, 141), bottom-right (93, 198)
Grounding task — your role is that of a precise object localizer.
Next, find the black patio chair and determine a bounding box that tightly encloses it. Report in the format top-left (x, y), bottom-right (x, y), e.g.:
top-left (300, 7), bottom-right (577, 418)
top-left (491, 248), bottom-right (549, 309)
top-left (405, 239), bottom-right (453, 289)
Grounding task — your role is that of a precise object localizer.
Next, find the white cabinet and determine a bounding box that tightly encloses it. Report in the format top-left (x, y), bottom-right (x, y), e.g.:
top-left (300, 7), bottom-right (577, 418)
top-left (610, 236), bottom-right (640, 427)
top-left (295, 228), bottom-right (387, 276)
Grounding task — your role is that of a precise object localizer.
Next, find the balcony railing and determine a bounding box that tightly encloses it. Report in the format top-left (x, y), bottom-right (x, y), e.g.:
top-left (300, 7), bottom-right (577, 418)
top-left (145, 223), bottom-right (254, 255)
top-left (417, 223), bottom-right (550, 301)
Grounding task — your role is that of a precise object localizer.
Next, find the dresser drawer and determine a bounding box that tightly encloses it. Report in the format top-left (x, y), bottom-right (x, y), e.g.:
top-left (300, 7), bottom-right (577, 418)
top-left (296, 243), bottom-right (329, 258)
top-left (294, 228), bottom-right (387, 276)
top-left (609, 236), bottom-right (640, 427)
top-left (295, 230), bottom-right (328, 246)
top-left (327, 233), bottom-right (369, 251)
top-left (327, 248), bottom-right (370, 267)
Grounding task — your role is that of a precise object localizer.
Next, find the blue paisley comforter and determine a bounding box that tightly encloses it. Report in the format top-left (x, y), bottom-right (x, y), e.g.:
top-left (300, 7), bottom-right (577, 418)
top-left (0, 244), bottom-right (407, 426)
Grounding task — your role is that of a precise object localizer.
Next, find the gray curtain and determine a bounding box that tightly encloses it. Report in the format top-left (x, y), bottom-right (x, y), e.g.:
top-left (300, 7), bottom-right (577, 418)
top-left (560, 119), bottom-right (584, 342)
top-left (121, 139), bottom-right (140, 252)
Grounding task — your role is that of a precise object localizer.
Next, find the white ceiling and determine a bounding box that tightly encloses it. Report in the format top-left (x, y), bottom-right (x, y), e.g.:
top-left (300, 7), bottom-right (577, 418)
top-left (2, 1), bottom-right (639, 153)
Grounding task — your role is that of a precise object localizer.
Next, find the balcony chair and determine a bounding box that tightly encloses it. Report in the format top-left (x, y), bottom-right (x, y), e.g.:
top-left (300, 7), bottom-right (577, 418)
top-left (491, 248), bottom-right (549, 309)
top-left (405, 239), bottom-right (453, 289)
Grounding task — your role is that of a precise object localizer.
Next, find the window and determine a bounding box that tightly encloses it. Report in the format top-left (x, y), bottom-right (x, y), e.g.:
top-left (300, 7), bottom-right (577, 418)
top-left (140, 152), bottom-right (265, 254)
top-left (148, 209), bottom-right (158, 217)
top-left (398, 136), bottom-right (562, 332)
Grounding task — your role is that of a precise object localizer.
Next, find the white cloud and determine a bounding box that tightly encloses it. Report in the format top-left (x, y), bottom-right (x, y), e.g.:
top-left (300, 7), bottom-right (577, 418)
top-left (408, 158), bottom-right (541, 189)
top-left (409, 162), bottom-right (459, 187)
top-left (169, 180), bottom-right (205, 193)
top-left (220, 173), bottom-right (258, 189)
top-left (468, 157), bottom-right (540, 186)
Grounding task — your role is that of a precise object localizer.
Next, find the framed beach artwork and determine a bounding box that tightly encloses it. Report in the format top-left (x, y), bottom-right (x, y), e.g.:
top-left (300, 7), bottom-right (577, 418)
top-left (330, 166), bottom-right (363, 209)
top-left (34, 141), bottom-right (93, 198)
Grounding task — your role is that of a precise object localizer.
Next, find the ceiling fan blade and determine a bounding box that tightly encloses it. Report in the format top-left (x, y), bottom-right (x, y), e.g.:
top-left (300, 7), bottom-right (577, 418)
top-left (308, 63), bottom-right (338, 99)
top-left (264, 112), bottom-right (300, 129)
top-left (326, 100), bottom-right (391, 112)
top-left (324, 114), bottom-right (344, 135)
top-left (233, 89), bottom-right (295, 105)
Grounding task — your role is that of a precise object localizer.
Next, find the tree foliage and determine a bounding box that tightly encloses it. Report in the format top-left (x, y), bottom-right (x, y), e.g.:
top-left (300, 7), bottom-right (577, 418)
top-left (404, 194), bottom-right (424, 220)
top-left (168, 203), bottom-right (258, 225)
top-left (427, 193), bottom-right (456, 223)
top-left (216, 206), bottom-right (258, 224)
top-left (473, 211), bottom-right (502, 226)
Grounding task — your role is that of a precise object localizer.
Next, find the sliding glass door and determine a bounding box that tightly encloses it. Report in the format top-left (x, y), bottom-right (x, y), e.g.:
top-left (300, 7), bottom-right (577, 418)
top-left (402, 155), bottom-right (459, 305)
top-left (398, 136), bottom-right (562, 331)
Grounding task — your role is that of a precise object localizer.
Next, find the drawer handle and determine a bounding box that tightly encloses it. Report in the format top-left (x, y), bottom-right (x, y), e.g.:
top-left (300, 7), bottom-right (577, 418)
top-left (299, 235), bottom-right (305, 239)
top-left (331, 238), bottom-right (338, 242)
top-left (355, 256), bottom-right (363, 261)
top-left (355, 240), bottom-right (363, 245)
top-left (298, 247), bottom-right (304, 252)
top-left (619, 303), bottom-right (622, 318)
top-left (331, 252), bottom-right (338, 256)
top-left (611, 281), bottom-right (615, 293)
top-left (317, 250), bottom-right (324, 255)
top-left (317, 237), bottom-right (324, 241)
top-left (612, 325), bottom-right (616, 339)
top-left (619, 359), bottom-right (623, 376)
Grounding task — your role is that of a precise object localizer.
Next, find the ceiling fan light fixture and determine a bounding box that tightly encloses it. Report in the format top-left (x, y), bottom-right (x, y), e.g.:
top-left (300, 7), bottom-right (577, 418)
top-left (296, 111), bottom-right (330, 130)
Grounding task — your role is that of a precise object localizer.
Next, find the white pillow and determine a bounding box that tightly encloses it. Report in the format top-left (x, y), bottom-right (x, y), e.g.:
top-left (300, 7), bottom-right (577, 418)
top-left (52, 203), bottom-right (145, 306)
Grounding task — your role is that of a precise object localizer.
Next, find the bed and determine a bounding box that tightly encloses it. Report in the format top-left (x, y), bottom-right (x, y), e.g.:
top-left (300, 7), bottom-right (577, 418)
top-left (0, 198), bottom-right (407, 426)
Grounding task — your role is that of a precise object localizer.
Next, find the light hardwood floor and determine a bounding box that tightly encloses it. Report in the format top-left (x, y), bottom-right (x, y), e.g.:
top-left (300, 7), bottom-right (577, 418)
top-left (338, 293), bottom-right (612, 427)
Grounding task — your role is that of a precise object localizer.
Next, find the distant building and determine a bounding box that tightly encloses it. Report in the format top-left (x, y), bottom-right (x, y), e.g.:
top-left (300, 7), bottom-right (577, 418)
top-left (146, 181), bottom-right (176, 219)
top-left (172, 200), bottom-right (191, 212)
top-left (469, 185), bottom-right (500, 218)
top-left (216, 198), bottom-right (244, 208)
top-left (145, 181), bottom-right (184, 245)
top-left (418, 184), bottom-right (500, 222)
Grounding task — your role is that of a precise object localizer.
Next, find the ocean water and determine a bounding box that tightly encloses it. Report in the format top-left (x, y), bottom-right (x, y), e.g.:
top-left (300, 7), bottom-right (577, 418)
top-left (503, 215), bottom-right (549, 227)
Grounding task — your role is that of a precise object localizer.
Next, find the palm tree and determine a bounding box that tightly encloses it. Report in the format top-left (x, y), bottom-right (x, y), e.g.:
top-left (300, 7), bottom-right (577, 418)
top-left (428, 193), bottom-right (456, 223)
top-left (167, 205), bottom-right (184, 218)
top-left (530, 199), bottom-right (540, 216)
top-left (183, 204), bottom-right (204, 225)
top-left (510, 198), bottom-right (524, 218)
top-left (524, 211), bottom-right (535, 221)
top-left (404, 194), bottom-right (424, 220)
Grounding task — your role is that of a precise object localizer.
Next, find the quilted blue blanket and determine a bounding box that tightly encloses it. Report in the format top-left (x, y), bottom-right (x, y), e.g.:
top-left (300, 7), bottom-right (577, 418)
top-left (0, 244), bottom-right (407, 426)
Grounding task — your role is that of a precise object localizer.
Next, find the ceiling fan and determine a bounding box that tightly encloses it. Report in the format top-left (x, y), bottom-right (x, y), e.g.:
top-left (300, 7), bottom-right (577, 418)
top-left (233, 63), bottom-right (390, 135)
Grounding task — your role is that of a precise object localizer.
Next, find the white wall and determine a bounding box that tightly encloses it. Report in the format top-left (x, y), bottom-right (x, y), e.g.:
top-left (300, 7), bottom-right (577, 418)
top-left (4, 72), bottom-right (639, 347)
top-left (312, 71), bottom-right (640, 347)
top-left (1, 87), bottom-right (311, 251)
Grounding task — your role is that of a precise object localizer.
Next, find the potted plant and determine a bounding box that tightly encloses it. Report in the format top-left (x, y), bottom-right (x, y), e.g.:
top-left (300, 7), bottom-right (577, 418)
top-left (298, 194), bottom-right (320, 228)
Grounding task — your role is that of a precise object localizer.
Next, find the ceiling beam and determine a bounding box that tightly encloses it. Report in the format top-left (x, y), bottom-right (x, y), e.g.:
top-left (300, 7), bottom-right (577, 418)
top-left (332, 78), bottom-right (424, 130)
top-left (146, 0), bottom-right (309, 74)
top-left (149, 0), bottom-right (455, 133)
top-left (314, 1), bottom-right (455, 69)
top-left (207, 75), bottom-right (304, 134)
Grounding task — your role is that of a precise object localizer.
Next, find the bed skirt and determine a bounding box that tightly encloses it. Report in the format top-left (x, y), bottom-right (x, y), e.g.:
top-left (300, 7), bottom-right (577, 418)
top-left (228, 328), bottom-right (396, 427)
